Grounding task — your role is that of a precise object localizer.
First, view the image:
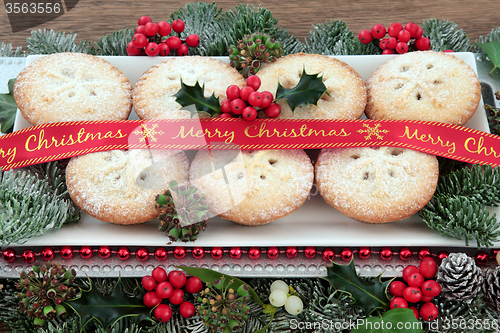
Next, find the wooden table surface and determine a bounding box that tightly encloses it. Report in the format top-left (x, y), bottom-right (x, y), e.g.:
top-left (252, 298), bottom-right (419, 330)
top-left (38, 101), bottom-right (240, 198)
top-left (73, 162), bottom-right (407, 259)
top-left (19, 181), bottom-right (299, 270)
top-left (0, 0), bottom-right (498, 48)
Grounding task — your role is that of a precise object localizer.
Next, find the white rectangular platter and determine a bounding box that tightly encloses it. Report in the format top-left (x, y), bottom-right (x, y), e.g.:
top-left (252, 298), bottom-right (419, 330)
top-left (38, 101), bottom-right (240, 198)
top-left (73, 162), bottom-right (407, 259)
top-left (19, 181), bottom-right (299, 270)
top-left (12, 52), bottom-right (499, 249)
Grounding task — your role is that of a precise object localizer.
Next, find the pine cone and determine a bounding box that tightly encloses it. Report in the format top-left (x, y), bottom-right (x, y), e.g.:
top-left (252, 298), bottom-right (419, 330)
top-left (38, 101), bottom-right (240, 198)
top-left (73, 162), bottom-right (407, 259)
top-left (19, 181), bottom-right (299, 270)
top-left (436, 253), bottom-right (484, 303)
top-left (483, 267), bottom-right (500, 312)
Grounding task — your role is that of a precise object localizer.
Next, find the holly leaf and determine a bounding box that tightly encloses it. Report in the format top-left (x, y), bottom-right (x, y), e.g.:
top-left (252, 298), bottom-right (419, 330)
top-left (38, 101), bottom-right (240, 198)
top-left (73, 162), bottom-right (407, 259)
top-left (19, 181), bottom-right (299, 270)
top-left (478, 41), bottom-right (500, 75)
top-left (66, 277), bottom-right (151, 331)
top-left (351, 308), bottom-right (423, 333)
top-left (0, 78), bottom-right (17, 133)
top-left (174, 79), bottom-right (221, 117)
top-left (321, 259), bottom-right (391, 315)
top-left (275, 68), bottom-right (328, 111)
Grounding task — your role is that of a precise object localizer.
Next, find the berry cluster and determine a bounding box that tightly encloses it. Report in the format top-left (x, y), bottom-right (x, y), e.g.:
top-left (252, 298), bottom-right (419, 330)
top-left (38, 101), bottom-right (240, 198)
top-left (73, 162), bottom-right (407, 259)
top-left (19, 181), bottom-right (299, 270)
top-left (220, 75), bottom-right (281, 121)
top-left (127, 15), bottom-right (200, 57)
top-left (142, 267), bottom-right (202, 322)
top-left (268, 280), bottom-right (304, 315)
top-left (359, 22), bottom-right (431, 54)
top-left (389, 257), bottom-right (441, 321)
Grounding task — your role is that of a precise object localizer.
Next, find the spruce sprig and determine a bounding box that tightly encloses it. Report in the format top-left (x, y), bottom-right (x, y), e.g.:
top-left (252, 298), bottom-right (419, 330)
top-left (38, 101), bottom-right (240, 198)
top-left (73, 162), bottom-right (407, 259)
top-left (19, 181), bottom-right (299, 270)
top-left (419, 164), bottom-right (500, 248)
top-left (422, 19), bottom-right (473, 52)
top-left (305, 20), bottom-right (357, 55)
top-left (0, 42), bottom-right (24, 57)
top-left (26, 29), bottom-right (90, 54)
top-left (476, 27), bottom-right (500, 46)
top-left (92, 28), bottom-right (135, 56)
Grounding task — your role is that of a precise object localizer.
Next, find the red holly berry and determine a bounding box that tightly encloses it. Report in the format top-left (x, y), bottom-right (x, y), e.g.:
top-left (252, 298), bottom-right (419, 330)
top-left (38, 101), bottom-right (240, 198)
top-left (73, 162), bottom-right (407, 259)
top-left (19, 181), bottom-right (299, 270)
top-left (176, 44), bottom-right (189, 56)
top-left (136, 25), bottom-right (147, 36)
top-left (397, 30), bottom-right (411, 43)
top-left (402, 265), bottom-right (419, 282)
top-left (166, 36), bottom-right (182, 50)
top-left (248, 92), bottom-right (262, 107)
top-left (132, 33), bottom-right (148, 49)
top-left (421, 294), bottom-right (433, 302)
top-left (419, 256), bottom-right (437, 279)
top-left (230, 99), bottom-right (246, 115)
top-left (141, 275), bottom-right (157, 291)
top-left (185, 34), bottom-right (200, 47)
top-left (145, 42), bottom-right (160, 57)
top-left (169, 289), bottom-right (184, 305)
top-left (420, 302), bottom-right (438, 321)
top-left (396, 42), bottom-right (409, 54)
top-left (126, 42), bottom-right (143, 56)
top-left (240, 86), bottom-right (255, 101)
top-left (444, 49), bottom-right (454, 53)
top-left (154, 304), bottom-right (172, 322)
top-left (390, 297), bottom-right (408, 309)
top-left (144, 22), bottom-right (159, 37)
top-left (158, 43), bottom-right (170, 56)
top-left (143, 291), bottom-right (162, 308)
top-left (179, 301), bottom-right (196, 319)
top-left (151, 267), bottom-right (168, 283)
top-left (157, 21), bottom-right (172, 37)
top-left (407, 272), bottom-right (424, 288)
top-left (138, 16), bottom-right (152, 26)
top-left (414, 25), bottom-right (424, 39)
top-left (404, 22), bottom-right (419, 38)
top-left (184, 276), bottom-right (203, 294)
top-left (219, 113), bottom-right (232, 119)
top-left (168, 270), bottom-right (187, 289)
top-left (409, 306), bottom-right (419, 319)
top-left (382, 49), bottom-right (396, 54)
top-left (421, 280), bottom-right (441, 297)
top-left (246, 75), bottom-right (261, 91)
top-left (156, 281), bottom-right (174, 299)
top-left (221, 100), bottom-right (232, 113)
top-left (358, 30), bottom-right (373, 44)
top-left (371, 24), bottom-right (386, 39)
top-left (388, 22), bottom-right (403, 37)
top-left (171, 19), bottom-right (185, 33)
top-left (387, 37), bottom-right (398, 49)
top-left (226, 85), bottom-right (240, 100)
top-left (403, 286), bottom-right (422, 303)
top-left (415, 37), bottom-right (431, 51)
top-left (389, 281), bottom-right (406, 297)
top-left (242, 106), bottom-right (257, 121)
top-left (259, 91), bottom-right (273, 108)
top-left (264, 103), bottom-right (281, 118)
top-left (379, 39), bottom-right (388, 50)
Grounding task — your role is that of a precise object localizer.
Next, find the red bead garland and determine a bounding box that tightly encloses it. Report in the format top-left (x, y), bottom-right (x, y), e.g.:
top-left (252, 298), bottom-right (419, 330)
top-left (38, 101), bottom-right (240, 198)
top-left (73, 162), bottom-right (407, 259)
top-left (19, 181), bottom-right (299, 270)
top-left (340, 247), bottom-right (353, 261)
top-left (117, 247), bottom-right (130, 260)
top-left (21, 249), bottom-right (35, 263)
top-left (418, 247), bottom-right (431, 259)
top-left (248, 247), bottom-right (261, 259)
top-left (380, 247), bottom-right (393, 260)
top-left (60, 246), bottom-right (74, 259)
top-left (2, 248), bottom-right (15, 263)
top-left (79, 246), bottom-right (93, 259)
top-left (475, 250), bottom-right (489, 266)
top-left (135, 247), bottom-right (149, 261)
top-left (229, 247), bottom-right (242, 259)
top-left (192, 247), bottom-right (204, 259)
top-left (286, 246), bottom-right (298, 259)
top-left (98, 246), bottom-right (111, 259)
top-left (267, 246), bottom-right (279, 259)
top-left (154, 247), bottom-right (168, 260)
top-left (41, 246), bottom-right (54, 260)
top-left (322, 248), bottom-right (335, 261)
top-left (174, 246), bottom-right (186, 259)
top-left (304, 246), bottom-right (316, 259)
top-left (211, 247), bottom-right (223, 259)
top-left (437, 251), bottom-right (449, 263)
top-left (359, 246), bottom-right (371, 259)
top-left (399, 247), bottom-right (412, 261)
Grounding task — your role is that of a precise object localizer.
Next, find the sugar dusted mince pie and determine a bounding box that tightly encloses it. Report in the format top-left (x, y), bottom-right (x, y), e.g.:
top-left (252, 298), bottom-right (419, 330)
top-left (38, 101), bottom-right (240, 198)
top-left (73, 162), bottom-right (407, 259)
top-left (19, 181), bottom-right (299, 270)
top-left (315, 147), bottom-right (439, 223)
top-left (133, 56), bottom-right (246, 119)
top-left (189, 149), bottom-right (314, 225)
top-left (66, 149), bottom-right (189, 225)
top-left (14, 53), bottom-right (132, 125)
top-left (365, 51), bottom-right (481, 125)
top-left (256, 53), bottom-right (366, 119)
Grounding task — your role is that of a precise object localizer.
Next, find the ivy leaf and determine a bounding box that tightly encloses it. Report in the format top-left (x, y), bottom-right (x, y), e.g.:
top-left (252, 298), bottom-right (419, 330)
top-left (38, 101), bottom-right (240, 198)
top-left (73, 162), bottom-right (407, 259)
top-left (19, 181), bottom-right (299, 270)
top-left (478, 41), bottom-right (500, 75)
top-left (177, 266), bottom-right (265, 307)
top-left (351, 308), bottom-right (423, 333)
top-left (321, 259), bottom-right (391, 315)
top-left (174, 79), bottom-right (221, 117)
top-left (0, 78), bottom-right (17, 133)
top-left (275, 67), bottom-right (328, 111)
top-left (66, 277), bottom-right (151, 331)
